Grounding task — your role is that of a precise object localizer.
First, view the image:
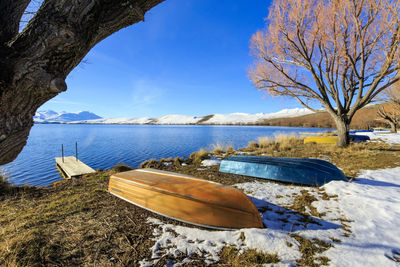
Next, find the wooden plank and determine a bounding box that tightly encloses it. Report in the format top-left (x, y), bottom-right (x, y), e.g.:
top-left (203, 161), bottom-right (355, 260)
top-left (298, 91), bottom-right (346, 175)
top-left (55, 156), bottom-right (95, 178)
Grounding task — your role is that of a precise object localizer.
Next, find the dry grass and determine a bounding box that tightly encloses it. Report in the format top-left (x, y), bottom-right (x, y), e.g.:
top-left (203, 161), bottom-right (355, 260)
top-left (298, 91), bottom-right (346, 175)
top-left (0, 169), bottom-right (196, 267)
top-left (219, 246), bottom-right (280, 266)
top-left (189, 148), bottom-right (210, 164)
top-left (211, 142), bottom-right (234, 155)
top-left (291, 234), bottom-right (332, 266)
top-left (274, 133), bottom-right (300, 151)
top-left (247, 141), bottom-right (259, 151)
top-left (257, 136), bottom-right (275, 148)
top-left (112, 163), bottom-right (132, 172)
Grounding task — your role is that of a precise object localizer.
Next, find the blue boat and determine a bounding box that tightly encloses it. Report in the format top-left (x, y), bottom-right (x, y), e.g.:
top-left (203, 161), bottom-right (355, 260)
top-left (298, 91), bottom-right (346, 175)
top-left (350, 135), bottom-right (370, 142)
top-left (349, 130), bottom-right (373, 133)
top-left (219, 155), bottom-right (347, 186)
top-left (333, 134), bottom-right (370, 142)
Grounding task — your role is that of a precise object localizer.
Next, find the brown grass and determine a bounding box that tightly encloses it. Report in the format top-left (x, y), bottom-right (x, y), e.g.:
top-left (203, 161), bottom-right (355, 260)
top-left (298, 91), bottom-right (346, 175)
top-left (211, 142), bottom-right (234, 155)
top-left (189, 148), bottom-right (210, 164)
top-left (274, 133), bottom-right (299, 151)
top-left (291, 234), bottom-right (332, 266)
top-left (0, 169), bottom-right (198, 267)
top-left (219, 246), bottom-right (280, 266)
top-left (257, 136), bottom-right (275, 148)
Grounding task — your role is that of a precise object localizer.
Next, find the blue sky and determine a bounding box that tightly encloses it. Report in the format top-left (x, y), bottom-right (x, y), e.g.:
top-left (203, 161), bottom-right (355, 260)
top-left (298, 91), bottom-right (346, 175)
top-left (41, 0), bottom-right (305, 118)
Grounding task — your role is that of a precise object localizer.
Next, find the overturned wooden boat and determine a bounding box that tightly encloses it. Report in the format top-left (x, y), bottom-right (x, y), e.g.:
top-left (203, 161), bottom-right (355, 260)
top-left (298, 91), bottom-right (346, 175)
top-left (108, 168), bottom-right (263, 230)
top-left (304, 136), bottom-right (337, 144)
top-left (219, 155), bottom-right (347, 186)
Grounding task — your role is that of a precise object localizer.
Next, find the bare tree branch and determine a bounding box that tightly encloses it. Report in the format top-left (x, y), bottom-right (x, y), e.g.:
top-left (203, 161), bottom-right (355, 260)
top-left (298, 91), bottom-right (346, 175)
top-left (249, 0), bottom-right (400, 146)
top-left (0, 0), bottom-right (164, 165)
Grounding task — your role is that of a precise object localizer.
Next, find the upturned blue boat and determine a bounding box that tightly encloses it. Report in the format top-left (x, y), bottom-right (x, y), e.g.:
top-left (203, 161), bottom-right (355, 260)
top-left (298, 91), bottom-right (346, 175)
top-left (332, 134), bottom-right (370, 142)
top-left (219, 155), bottom-right (347, 186)
top-left (349, 130), bottom-right (373, 133)
top-left (350, 135), bottom-right (370, 142)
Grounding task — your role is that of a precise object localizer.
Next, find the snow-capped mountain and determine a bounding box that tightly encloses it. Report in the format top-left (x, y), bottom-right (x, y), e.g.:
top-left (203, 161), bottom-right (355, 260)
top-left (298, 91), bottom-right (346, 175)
top-left (69, 108), bottom-right (313, 125)
top-left (34, 108), bottom-right (313, 125)
top-left (34, 110), bottom-right (102, 123)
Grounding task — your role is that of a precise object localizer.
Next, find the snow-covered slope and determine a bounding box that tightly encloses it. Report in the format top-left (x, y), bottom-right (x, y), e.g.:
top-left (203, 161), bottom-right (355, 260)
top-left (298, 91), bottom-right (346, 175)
top-left (204, 108), bottom-right (313, 124)
top-left (153, 115), bottom-right (202, 124)
top-left (34, 110), bottom-right (102, 123)
top-left (67, 108), bottom-right (313, 125)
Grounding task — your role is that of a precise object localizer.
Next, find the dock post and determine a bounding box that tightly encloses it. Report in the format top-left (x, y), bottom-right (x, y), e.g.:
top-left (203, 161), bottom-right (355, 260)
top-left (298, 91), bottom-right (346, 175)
top-left (75, 142), bottom-right (78, 161)
top-left (61, 144), bottom-right (64, 163)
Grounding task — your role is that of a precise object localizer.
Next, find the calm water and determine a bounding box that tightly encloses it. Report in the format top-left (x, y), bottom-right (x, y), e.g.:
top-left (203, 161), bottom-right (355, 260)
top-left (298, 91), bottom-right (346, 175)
top-left (1, 124), bottom-right (330, 187)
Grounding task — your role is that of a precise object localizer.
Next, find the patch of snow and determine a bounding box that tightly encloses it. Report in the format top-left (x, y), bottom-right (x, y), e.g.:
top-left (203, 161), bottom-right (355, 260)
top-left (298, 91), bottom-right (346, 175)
top-left (323, 167), bottom-right (400, 266)
top-left (201, 159), bottom-right (221, 167)
top-left (356, 132), bottom-right (400, 145)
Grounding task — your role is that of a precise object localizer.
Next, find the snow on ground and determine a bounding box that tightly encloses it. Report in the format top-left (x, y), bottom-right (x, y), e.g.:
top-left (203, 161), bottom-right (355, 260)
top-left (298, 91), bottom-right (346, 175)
top-left (141, 134), bottom-right (400, 266)
top-left (201, 159), bottom-right (221, 167)
top-left (357, 131), bottom-right (400, 146)
top-left (323, 167), bottom-right (400, 266)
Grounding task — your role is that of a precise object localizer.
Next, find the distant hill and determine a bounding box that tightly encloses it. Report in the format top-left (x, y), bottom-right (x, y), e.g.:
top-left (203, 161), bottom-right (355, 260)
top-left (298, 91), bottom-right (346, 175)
top-left (260, 104), bottom-right (387, 130)
top-left (34, 110), bottom-right (102, 123)
top-left (34, 105), bottom-right (387, 129)
top-left (69, 108), bottom-right (314, 125)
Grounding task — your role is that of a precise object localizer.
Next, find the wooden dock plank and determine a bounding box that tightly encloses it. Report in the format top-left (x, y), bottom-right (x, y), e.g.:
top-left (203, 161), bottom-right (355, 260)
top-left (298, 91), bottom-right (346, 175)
top-left (55, 156), bottom-right (95, 178)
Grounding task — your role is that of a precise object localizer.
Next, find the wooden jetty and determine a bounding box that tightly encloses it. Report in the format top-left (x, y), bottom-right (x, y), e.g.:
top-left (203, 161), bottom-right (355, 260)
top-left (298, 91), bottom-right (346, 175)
top-left (55, 156), bottom-right (95, 179)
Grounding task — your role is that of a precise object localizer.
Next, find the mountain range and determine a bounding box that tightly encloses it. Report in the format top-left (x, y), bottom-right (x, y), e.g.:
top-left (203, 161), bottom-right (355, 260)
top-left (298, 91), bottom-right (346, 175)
top-left (34, 110), bottom-right (102, 123)
top-left (34, 108), bottom-right (313, 125)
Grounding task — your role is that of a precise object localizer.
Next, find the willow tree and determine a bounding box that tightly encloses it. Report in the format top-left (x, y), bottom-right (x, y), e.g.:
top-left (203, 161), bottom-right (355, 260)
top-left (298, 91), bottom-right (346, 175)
top-left (0, 0), bottom-right (164, 165)
top-left (249, 0), bottom-right (400, 147)
top-left (377, 81), bottom-right (400, 132)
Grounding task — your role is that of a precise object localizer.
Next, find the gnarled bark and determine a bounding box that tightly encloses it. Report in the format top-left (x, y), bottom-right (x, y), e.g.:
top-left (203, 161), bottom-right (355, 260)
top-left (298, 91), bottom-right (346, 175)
top-left (333, 115), bottom-right (351, 147)
top-left (0, 0), bottom-right (164, 165)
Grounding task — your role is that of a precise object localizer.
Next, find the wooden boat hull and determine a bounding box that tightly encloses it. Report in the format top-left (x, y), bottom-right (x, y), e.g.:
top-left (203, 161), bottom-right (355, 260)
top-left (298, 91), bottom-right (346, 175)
top-left (108, 168), bottom-right (263, 230)
top-left (219, 155), bottom-right (347, 186)
top-left (304, 135), bottom-right (370, 144)
top-left (304, 136), bottom-right (337, 144)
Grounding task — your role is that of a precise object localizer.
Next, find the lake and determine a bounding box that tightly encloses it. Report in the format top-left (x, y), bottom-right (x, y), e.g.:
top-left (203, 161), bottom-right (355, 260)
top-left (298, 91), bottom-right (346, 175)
top-left (1, 124), bottom-right (330, 187)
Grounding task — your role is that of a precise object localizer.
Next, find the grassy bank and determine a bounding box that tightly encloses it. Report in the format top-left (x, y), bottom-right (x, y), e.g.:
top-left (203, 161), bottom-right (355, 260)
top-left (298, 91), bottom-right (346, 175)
top-left (1, 135), bottom-right (399, 266)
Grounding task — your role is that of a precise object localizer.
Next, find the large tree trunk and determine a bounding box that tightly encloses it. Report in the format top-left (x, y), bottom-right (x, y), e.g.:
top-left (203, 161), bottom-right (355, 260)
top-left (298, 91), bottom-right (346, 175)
top-left (389, 121), bottom-right (398, 133)
top-left (334, 116), bottom-right (350, 147)
top-left (0, 0), bottom-right (164, 166)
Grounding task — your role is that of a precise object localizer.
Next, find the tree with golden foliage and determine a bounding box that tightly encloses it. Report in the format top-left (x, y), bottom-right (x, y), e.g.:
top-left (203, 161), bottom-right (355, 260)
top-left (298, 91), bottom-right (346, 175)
top-left (377, 82), bottom-right (400, 132)
top-left (249, 0), bottom-right (400, 146)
